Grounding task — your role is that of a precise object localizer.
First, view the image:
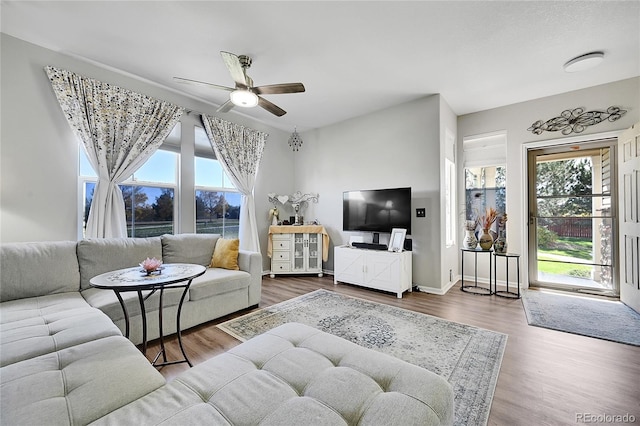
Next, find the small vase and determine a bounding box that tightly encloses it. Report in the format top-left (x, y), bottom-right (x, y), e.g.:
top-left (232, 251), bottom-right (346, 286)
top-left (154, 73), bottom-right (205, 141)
top-left (463, 229), bottom-right (478, 249)
top-left (494, 230), bottom-right (507, 254)
top-left (479, 229), bottom-right (494, 250)
top-left (271, 215), bottom-right (278, 226)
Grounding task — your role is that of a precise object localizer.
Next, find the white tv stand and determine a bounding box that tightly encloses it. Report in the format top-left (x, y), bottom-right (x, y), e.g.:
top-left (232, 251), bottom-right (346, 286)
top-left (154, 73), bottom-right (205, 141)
top-left (334, 245), bottom-right (412, 298)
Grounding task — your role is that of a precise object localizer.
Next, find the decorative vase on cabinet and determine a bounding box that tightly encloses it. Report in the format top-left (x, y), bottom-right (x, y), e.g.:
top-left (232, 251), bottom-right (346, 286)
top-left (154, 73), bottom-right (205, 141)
top-left (479, 229), bottom-right (493, 250)
top-left (463, 229), bottom-right (478, 249)
top-left (494, 229), bottom-right (507, 253)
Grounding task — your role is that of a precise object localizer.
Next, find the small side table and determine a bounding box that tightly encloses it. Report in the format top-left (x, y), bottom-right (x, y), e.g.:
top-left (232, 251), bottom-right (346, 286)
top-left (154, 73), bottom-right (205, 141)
top-left (460, 248), bottom-right (493, 295)
top-left (493, 252), bottom-right (521, 299)
top-left (90, 263), bottom-right (206, 367)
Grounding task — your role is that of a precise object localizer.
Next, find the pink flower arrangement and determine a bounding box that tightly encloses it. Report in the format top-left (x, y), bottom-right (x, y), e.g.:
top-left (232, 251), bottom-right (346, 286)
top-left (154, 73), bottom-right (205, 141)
top-left (140, 257), bottom-right (162, 273)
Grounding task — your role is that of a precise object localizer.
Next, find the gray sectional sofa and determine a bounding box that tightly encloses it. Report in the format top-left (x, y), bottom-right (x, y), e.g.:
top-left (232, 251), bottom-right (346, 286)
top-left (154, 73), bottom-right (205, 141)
top-left (78, 234), bottom-right (262, 344)
top-left (94, 322), bottom-right (455, 426)
top-left (0, 234), bottom-right (454, 425)
top-left (0, 234), bottom-right (261, 424)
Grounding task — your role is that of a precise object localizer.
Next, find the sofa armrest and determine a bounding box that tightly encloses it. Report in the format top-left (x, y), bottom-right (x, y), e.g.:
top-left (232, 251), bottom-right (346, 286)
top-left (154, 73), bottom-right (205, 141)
top-left (238, 250), bottom-right (262, 306)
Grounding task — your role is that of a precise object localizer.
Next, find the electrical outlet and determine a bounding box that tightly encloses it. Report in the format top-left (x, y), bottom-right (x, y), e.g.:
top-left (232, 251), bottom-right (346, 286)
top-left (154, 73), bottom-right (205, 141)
top-left (416, 208), bottom-right (426, 218)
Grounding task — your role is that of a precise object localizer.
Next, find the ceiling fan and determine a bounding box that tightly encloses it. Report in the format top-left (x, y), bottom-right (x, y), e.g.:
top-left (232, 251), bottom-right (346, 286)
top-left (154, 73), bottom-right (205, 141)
top-left (174, 51), bottom-right (305, 117)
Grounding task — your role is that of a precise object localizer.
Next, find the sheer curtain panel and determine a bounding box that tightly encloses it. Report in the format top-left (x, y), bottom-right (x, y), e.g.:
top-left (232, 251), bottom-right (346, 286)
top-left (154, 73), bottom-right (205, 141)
top-left (201, 115), bottom-right (267, 253)
top-left (46, 66), bottom-right (184, 238)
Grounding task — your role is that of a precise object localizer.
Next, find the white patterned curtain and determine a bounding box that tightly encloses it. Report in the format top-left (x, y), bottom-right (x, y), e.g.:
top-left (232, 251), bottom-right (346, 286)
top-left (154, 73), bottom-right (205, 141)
top-left (201, 115), bottom-right (267, 253)
top-left (46, 66), bottom-right (184, 238)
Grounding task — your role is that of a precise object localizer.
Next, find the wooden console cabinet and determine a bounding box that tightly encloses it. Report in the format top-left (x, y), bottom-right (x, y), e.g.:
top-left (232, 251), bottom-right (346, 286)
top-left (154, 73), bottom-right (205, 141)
top-left (269, 226), bottom-right (326, 278)
top-left (333, 246), bottom-right (412, 298)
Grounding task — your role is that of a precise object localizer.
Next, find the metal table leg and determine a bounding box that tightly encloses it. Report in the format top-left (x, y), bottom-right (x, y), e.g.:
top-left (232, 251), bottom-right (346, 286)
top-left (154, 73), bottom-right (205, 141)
top-left (494, 253), bottom-right (521, 299)
top-left (460, 249), bottom-right (492, 295)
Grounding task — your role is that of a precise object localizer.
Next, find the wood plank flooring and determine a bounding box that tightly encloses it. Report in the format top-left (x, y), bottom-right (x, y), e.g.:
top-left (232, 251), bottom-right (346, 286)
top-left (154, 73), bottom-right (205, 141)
top-left (147, 276), bottom-right (640, 426)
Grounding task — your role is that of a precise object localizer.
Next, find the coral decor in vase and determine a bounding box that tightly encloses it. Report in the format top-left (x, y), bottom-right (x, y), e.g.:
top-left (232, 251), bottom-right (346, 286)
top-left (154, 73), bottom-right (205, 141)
top-left (478, 207), bottom-right (498, 250)
top-left (140, 257), bottom-right (162, 275)
top-left (463, 219), bottom-right (478, 249)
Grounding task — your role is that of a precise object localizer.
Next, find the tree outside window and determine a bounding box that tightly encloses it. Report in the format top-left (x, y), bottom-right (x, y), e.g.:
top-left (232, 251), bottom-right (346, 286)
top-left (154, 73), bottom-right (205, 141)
top-left (80, 148), bottom-right (178, 238)
top-left (84, 183), bottom-right (175, 237)
top-left (195, 156), bottom-right (241, 238)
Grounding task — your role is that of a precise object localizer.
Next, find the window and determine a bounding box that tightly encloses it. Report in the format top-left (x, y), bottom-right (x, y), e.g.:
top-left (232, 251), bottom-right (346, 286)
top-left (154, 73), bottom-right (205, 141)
top-left (80, 148), bottom-right (178, 238)
top-left (464, 165), bottom-right (506, 227)
top-left (78, 124), bottom-right (242, 239)
top-left (445, 158), bottom-right (456, 247)
top-left (195, 156), bottom-right (241, 238)
top-left (463, 132), bottom-right (507, 234)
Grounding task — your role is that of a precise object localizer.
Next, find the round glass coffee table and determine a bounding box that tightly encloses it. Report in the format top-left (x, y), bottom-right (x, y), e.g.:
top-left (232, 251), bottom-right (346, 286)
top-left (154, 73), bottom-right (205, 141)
top-left (90, 263), bottom-right (206, 367)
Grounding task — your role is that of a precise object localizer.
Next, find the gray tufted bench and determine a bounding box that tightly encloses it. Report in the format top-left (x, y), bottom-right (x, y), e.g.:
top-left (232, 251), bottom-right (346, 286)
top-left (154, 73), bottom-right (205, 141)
top-left (93, 322), bottom-right (454, 425)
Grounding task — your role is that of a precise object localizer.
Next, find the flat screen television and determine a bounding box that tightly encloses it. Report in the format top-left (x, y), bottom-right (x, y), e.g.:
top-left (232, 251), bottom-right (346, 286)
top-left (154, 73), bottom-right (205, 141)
top-left (343, 187), bottom-right (411, 234)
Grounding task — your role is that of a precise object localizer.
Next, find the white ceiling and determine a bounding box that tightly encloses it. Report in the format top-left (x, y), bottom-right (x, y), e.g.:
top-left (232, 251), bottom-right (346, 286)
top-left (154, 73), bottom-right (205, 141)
top-left (2, 1), bottom-right (639, 132)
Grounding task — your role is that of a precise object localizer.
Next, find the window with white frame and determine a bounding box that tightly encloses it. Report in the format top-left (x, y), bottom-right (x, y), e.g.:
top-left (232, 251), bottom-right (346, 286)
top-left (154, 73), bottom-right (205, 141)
top-left (194, 127), bottom-right (241, 238)
top-left (463, 132), bottom-right (507, 234)
top-left (445, 158), bottom-right (456, 247)
top-left (79, 147), bottom-right (179, 238)
top-left (465, 165), bottom-right (506, 221)
top-left (194, 157), bottom-right (241, 238)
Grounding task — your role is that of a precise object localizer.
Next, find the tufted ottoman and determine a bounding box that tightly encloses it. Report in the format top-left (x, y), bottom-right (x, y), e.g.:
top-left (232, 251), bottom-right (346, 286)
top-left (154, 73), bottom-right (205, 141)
top-left (92, 322), bottom-right (454, 425)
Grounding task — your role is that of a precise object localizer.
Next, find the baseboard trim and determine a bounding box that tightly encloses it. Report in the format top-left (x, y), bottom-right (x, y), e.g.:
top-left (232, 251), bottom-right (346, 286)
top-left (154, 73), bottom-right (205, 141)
top-left (418, 278), bottom-right (457, 295)
top-left (262, 269), bottom-right (335, 277)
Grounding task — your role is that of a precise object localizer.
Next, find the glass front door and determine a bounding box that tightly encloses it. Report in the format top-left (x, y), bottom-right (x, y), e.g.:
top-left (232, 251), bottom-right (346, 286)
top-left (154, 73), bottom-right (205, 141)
top-left (528, 139), bottom-right (618, 296)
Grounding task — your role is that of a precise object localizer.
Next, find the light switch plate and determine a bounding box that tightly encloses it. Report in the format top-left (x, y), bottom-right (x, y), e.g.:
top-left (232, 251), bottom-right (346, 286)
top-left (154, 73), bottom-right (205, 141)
top-left (416, 208), bottom-right (426, 218)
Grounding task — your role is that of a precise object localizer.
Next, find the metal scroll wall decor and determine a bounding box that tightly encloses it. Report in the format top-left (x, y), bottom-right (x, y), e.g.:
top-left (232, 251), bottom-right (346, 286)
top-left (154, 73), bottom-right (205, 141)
top-left (527, 106), bottom-right (627, 135)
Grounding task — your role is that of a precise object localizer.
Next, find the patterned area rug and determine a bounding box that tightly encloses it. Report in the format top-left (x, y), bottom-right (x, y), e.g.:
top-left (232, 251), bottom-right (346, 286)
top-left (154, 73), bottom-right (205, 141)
top-left (522, 290), bottom-right (640, 346)
top-left (218, 289), bottom-right (507, 426)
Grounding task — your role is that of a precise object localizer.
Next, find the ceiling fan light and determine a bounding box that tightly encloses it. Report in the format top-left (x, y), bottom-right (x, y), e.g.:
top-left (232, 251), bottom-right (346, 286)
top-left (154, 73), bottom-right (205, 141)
top-left (563, 51), bottom-right (604, 73)
top-left (230, 89), bottom-right (259, 107)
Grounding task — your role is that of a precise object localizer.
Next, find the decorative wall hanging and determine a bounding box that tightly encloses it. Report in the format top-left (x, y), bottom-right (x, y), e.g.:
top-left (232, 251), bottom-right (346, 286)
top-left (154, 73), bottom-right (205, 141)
top-left (527, 106), bottom-right (627, 135)
top-left (268, 191), bottom-right (318, 225)
top-left (290, 191), bottom-right (318, 225)
top-left (288, 127), bottom-right (303, 151)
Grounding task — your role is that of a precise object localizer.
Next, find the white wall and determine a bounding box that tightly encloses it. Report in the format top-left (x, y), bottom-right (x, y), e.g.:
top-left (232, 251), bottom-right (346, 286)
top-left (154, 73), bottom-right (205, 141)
top-left (0, 34), bottom-right (295, 272)
top-left (457, 77), bottom-right (640, 286)
top-left (295, 95), bottom-right (444, 290)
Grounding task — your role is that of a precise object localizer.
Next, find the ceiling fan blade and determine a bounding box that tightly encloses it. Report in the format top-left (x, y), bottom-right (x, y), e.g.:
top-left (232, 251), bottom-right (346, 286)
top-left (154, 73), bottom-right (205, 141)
top-left (217, 99), bottom-right (235, 113)
top-left (173, 77), bottom-right (234, 91)
top-left (220, 51), bottom-right (248, 87)
top-left (254, 83), bottom-right (306, 95)
top-left (258, 96), bottom-right (286, 117)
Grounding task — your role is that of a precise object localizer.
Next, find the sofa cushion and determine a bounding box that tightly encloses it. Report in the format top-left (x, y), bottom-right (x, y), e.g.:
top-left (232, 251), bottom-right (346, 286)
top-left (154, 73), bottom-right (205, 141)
top-left (0, 241), bottom-right (80, 302)
top-left (77, 237), bottom-right (162, 290)
top-left (0, 335), bottom-right (166, 426)
top-left (93, 323), bottom-right (454, 426)
top-left (81, 286), bottom-right (185, 322)
top-left (210, 238), bottom-right (240, 270)
top-left (0, 299), bottom-right (121, 367)
top-left (188, 268), bottom-right (251, 301)
top-left (161, 233), bottom-right (220, 267)
top-left (0, 292), bottom-right (89, 324)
